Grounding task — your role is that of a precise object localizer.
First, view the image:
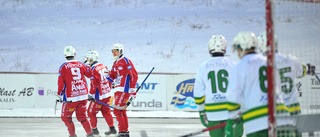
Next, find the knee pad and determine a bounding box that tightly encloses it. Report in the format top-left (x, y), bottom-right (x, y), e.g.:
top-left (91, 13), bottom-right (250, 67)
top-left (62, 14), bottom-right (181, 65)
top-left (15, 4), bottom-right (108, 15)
top-left (61, 116), bottom-right (72, 123)
top-left (87, 111), bottom-right (94, 117)
top-left (113, 109), bottom-right (123, 117)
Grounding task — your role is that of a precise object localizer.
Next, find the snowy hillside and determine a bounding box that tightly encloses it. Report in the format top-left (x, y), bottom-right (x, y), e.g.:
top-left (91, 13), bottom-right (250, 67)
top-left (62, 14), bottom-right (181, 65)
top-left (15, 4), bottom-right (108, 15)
top-left (0, 0), bottom-right (266, 73)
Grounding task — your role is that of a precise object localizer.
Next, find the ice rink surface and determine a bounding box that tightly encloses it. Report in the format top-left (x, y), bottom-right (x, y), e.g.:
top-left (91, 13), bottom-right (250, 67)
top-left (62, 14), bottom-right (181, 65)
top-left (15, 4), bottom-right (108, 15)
top-left (0, 118), bottom-right (208, 137)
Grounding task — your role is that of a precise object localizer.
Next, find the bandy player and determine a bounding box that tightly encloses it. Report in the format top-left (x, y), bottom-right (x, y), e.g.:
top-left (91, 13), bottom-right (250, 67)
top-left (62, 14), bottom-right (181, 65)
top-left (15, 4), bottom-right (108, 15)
top-left (85, 50), bottom-right (117, 137)
top-left (57, 46), bottom-right (94, 137)
top-left (108, 43), bottom-right (138, 137)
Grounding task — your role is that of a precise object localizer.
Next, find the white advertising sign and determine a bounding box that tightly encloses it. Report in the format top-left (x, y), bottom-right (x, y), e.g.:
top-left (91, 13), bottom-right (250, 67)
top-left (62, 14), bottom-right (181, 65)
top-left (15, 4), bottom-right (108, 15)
top-left (0, 73), bottom-right (167, 111)
top-left (34, 74), bottom-right (60, 108)
top-left (297, 75), bottom-right (320, 114)
top-left (0, 74), bottom-right (36, 108)
top-left (127, 74), bottom-right (167, 111)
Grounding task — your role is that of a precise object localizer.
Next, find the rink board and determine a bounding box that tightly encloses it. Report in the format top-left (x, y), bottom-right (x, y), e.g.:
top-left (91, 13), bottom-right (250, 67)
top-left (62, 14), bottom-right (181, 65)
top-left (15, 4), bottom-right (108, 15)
top-left (0, 73), bottom-right (198, 112)
top-left (0, 72), bottom-right (319, 114)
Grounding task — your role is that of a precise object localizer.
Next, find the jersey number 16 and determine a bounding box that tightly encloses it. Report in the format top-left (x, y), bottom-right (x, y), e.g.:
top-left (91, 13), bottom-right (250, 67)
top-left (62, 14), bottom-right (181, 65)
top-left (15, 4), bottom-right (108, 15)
top-left (208, 70), bottom-right (228, 93)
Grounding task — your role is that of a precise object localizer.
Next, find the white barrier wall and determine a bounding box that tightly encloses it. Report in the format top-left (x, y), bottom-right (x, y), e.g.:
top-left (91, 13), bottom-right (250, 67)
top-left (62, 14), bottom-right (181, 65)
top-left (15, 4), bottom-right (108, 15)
top-left (0, 73), bottom-right (197, 111)
top-left (128, 74), bottom-right (167, 111)
top-left (1, 73), bottom-right (318, 114)
top-left (0, 74), bottom-right (58, 109)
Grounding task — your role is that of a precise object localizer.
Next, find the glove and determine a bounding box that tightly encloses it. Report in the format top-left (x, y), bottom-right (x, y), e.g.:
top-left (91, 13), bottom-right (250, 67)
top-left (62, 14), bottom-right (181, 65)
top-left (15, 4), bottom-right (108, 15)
top-left (88, 95), bottom-right (96, 102)
top-left (225, 118), bottom-right (244, 137)
top-left (56, 96), bottom-right (63, 103)
top-left (130, 92), bottom-right (137, 100)
top-left (199, 110), bottom-right (208, 127)
top-left (129, 88), bottom-right (136, 94)
top-left (307, 63), bottom-right (316, 75)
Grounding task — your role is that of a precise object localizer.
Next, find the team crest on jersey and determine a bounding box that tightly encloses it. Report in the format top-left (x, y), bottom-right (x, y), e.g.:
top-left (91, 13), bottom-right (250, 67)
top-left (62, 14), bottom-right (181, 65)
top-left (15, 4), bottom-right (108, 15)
top-left (170, 79), bottom-right (197, 109)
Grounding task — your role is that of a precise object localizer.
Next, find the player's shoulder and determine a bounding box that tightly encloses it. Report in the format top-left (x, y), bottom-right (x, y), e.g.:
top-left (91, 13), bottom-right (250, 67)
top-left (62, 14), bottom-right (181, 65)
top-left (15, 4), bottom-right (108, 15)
top-left (239, 53), bottom-right (266, 66)
top-left (94, 63), bottom-right (107, 69)
top-left (278, 53), bottom-right (299, 63)
top-left (121, 56), bottom-right (132, 64)
top-left (286, 53), bottom-right (299, 61)
top-left (60, 60), bottom-right (86, 69)
top-left (199, 57), bottom-right (235, 68)
top-left (223, 57), bottom-right (236, 65)
top-left (59, 62), bottom-right (68, 71)
top-left (242, 53), bottom-right (264, 61)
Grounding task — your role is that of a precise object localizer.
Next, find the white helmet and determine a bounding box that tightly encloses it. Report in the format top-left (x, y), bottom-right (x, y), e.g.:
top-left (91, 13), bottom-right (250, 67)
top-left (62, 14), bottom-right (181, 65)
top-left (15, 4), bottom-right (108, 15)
top-left (64, 46), bottom-right (76, 57)
top-left (258, 31), bottom-right (278, 54)
top-left (233, 32), bottom-right (258, 51)
top-left (208, 35), bottom-right (227, 54)
top-left (86, 50), bottom-right (99, 63)
top-left (110, 43), bottom-right (124, 59)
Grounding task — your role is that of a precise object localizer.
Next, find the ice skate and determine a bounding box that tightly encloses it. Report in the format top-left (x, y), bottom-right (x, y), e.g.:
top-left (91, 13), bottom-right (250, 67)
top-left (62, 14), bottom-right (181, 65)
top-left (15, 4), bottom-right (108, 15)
top-left (92, 128), bottom-right (101, 137)
top-left (87, 133), bottom-right (94, 137)
top-left (105, 126), bottom-right (117, 136)
top-left (115, 131), bottom-right (129, 137)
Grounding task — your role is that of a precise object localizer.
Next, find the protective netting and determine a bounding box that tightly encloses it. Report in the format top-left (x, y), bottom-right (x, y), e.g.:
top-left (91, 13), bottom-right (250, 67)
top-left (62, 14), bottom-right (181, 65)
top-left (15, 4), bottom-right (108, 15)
top-left (271, 0), bottom-right (320, 136)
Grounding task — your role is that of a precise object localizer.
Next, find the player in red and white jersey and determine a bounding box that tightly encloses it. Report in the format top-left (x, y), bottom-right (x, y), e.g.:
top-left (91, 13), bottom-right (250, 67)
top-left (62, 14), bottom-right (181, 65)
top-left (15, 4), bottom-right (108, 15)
top-left (57, 46), bottom-right (93, 137)
top-left (85, 50), bottom-right (117, 137)
top-left (108, 43), bottom-right (138, 137)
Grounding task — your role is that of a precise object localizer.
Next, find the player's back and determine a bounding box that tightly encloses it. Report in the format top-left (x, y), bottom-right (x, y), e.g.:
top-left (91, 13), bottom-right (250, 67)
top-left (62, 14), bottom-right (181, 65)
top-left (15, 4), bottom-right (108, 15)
top-left (227, 53), bottom-right (270, 134)
top-left (194, 57), bottom-right (235, 121)
top-left (59, 60), bottom-right (89, 102)
top-left (199, 57), bottom-right (235, 95)
top-left (236, 53), bottom-right (269, 109)
top-left (275, 53), bottom-right (303, 114)
top-left (91, 63), bottom-right (112, 99)
top-left (227, 53), bottom-right (289, 134)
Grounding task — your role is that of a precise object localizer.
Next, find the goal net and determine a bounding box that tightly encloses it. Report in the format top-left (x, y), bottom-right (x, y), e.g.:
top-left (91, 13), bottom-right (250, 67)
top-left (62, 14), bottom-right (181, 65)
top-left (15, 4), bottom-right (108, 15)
top-left (266, 0), bottom-right (320, 136)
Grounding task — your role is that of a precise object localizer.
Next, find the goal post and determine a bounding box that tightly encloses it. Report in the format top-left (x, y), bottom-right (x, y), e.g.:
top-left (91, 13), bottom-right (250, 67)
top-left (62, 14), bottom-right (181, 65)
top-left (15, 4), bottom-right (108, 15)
top-left (267, 0), bottom-right (320, 136)
top-left (266, 0), bottom-right (276, 136)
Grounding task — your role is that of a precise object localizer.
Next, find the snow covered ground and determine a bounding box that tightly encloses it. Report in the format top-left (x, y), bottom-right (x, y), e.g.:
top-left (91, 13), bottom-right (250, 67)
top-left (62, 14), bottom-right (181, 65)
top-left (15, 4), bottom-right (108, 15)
top-left (0, 0), bottom-right (267, 73)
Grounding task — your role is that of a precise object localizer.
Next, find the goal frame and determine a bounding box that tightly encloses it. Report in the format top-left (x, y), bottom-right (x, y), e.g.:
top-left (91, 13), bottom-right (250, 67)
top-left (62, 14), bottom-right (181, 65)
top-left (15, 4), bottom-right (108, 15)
top-left (266, 0), bottom-right (276, 137)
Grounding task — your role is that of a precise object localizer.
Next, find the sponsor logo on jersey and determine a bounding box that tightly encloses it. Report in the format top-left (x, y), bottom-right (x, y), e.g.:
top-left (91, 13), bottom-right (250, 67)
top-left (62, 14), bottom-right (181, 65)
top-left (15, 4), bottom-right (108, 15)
top-left (65, 63), bottom-right (82, 69)
top-left (170, 78), bottom-right (197, 109)
top-left (67, 108), bottom-right (75, 112)
top-left (71, 83), bottom-right (85, 91)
